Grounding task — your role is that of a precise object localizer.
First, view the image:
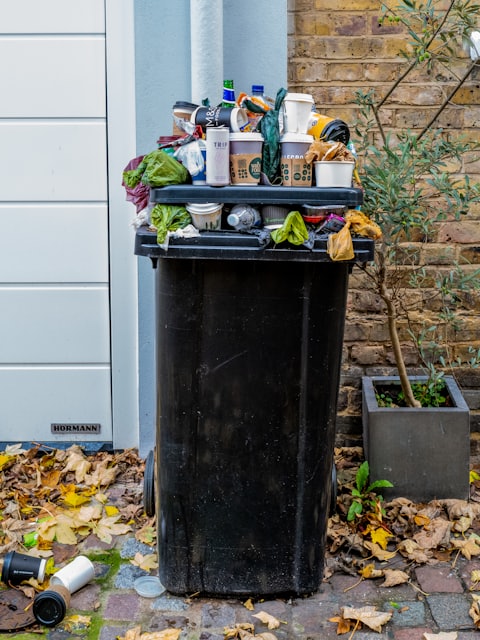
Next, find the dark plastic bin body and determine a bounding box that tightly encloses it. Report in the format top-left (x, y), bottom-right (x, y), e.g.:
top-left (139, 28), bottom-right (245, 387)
top-left (136, 185), bottom-right (373, 597)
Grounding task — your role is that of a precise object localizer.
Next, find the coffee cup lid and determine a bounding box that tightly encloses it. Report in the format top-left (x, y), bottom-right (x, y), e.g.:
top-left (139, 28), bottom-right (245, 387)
top-left (280, 133), bottom-right (314, 143)
top-left (229, 132), bottom-right (264, 141)
top-left (284, 92), bottom-right (314, 102)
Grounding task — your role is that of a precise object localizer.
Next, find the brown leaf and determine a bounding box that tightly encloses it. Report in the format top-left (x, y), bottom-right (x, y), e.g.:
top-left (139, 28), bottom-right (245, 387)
top-left (342, 605), bottom-right (393, 632)
top-left (451, 536), bottom-right (480, 560)
top-left (252, 612), bottom-right (285, 629)
top-left (470, 594), bottom-right (480, 628)
top-left (363, 540), bottom-right (397, 561)
top-left (381, 569), bottom-right (409, 587)
top-left (329, 615), bottom-right (355, 634)
top-left (413, 518), bottom-right (451, 550)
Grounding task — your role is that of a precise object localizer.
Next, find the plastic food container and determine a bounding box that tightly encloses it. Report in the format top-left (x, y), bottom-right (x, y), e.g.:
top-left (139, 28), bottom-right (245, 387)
top-left (314, 161), bottom-right (355, 188)
top-left (302, 204), bottom-right (346, 224)
top-left (186, 202), bottom-right (223, 231)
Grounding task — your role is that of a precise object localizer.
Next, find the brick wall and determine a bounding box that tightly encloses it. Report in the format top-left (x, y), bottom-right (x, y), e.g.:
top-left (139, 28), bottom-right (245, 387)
top-left (287, 0), bottom-right (480, 445)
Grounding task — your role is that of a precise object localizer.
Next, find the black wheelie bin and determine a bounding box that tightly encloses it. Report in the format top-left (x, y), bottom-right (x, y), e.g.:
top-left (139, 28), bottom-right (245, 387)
top-left (135, 184), bottom-right (373, 597)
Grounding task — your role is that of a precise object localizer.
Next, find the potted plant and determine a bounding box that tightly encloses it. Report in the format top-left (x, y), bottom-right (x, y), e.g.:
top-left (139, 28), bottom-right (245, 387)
top-left (354, 0), bottom-right (480, 501)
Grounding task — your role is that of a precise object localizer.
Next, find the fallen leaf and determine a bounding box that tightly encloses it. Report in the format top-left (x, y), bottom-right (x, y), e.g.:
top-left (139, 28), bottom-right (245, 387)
top-left (381, 569), bottom-right (409, 587)
top-left (130, 552), bottom-right (158, 572)
top-left (370, 527), bottom-right (393, 550)
top-left (252, 612), bottom-right (285, 629)
top-left (453, 516), bottom-right (472, 533)
top-left (62, 614), bottom-right (91, 631)
top-left (413, 518), bottom-right (451, 550)
top-left (423, 633), bottom-right (458, 639)
top-left (470, 594), bottom-right (480, 628)
top-left (451, 535), bottom-right (480, 560)
top-left (329, 615), bottom-right (355, 634)
top-left (342, 605), bottom-right (393, 632)
top-left (243, 598), bottom-right (255, 610)
top-left (397, 539), bottom-right (431, 564)
top-left (360, 563), bottom-right (383, 579)
top-left (363, 540), bottom-right (397, 561)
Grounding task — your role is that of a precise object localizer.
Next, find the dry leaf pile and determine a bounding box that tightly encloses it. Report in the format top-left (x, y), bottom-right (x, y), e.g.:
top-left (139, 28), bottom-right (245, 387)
top-left (327, 447), bottom-right (480, 579)
top-left (0, 443), bottom-right (150, 563)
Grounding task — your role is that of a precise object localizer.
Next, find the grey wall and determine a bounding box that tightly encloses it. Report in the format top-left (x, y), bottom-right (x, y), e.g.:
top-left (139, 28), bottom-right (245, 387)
top-left (134, 1), bottom-right (287, 456)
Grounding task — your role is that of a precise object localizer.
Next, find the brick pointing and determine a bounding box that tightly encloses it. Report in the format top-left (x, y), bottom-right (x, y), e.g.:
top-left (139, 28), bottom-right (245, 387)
top-left (288, 1), bottom-right (480, 441)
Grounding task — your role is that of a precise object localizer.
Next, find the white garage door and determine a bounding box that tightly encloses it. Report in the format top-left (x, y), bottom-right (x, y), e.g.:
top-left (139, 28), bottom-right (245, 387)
top-left (0, 1), bottom-right (137, 446)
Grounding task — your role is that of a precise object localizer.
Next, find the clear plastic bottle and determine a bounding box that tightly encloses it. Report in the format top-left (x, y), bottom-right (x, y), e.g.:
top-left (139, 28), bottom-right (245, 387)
top-left (227, 204), bottom-right (261, 230)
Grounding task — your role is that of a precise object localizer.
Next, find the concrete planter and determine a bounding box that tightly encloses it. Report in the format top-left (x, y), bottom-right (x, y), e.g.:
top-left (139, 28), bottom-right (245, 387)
top-left (362, 375), bottom-right (470, 502)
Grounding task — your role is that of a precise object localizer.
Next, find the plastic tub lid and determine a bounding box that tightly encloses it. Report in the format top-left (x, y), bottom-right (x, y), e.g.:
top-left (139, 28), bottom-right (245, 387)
top-left (186, 202), bottom-right (223, 214)
top-left (173, 101), bottom-right (198, 110)
top-left (229, 132), bottom-right (264, 141)
top-left (134, 576), bottom-right (165, 598)
top-left (284, 92), bottom-right (314, 102)
top-left (280, 133), bottom-right (314, 143)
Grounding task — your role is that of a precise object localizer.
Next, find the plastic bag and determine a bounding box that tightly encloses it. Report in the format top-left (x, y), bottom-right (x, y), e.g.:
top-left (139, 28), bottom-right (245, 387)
top-left (150, 204), bottom-right (192, 245)
top-left (174, 140), bottom-right (205, 177)
top-left (121, 155), bottom-right (150, 213)
top-left (257, 87), bottom-right (288, 183)
top-left (270, 211), bottom-right (309, 246)
top-left (122, 149), bottom-right (188, 189)
top-left (327, 223), bottom-right (354, 261)
top-left (345, 209), bottom-right (382, 239)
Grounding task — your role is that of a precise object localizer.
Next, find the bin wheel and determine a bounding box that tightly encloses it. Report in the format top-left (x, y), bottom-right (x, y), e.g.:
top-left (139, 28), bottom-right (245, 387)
top-left (143, 449), bottom-right (156, 517)
top-left (330, 463), bottom-right (337, 516)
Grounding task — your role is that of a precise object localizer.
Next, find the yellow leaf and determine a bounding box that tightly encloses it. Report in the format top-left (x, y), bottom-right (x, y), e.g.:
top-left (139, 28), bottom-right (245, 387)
top-left (130, 552), bottom-right (158, 572)
top-left (105, 505), bottom-right (119, 517)
top-left (92, 515), bottom-right (131, 543)
top-left (243, 598), bottom-right (255, 610)
top-left (414, 514), bottom-right (431, 527)
top-left (117, 628), bottom-right (181, 640)
top-left (360, 563), bottom-right (383, 579)
top-left (62, 490), bottom-right (91, 508)
top-left (62, 614), bottom-right (91, 631)
top-left (370, 527), bottom-right (393, 550)
top-left (252, 611), bottom-right (286, 629)
top-left (0, 453), bottom-right (13, 470)
top-left (342, 605), bottom-right (393, 632)
top-left (470, 470), bottom-right (480, 483)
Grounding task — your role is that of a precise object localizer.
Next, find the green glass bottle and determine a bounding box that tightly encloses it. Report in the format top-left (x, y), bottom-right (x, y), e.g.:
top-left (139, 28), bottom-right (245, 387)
top-left (222, 79), bottom-right (235, 108)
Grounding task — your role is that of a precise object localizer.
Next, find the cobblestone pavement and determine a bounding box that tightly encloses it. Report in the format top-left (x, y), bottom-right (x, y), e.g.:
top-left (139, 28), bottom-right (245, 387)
top-left (17, 530), bottom-right (476, 640)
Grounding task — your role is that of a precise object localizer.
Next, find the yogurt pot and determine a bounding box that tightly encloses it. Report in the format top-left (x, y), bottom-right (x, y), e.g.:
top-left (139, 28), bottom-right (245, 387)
top-left (280, 133), bottom-right (313, 187)
top-left (186, 202), bottom-right (223, 231)
top-left (229, 132), bottom-right (263, 185)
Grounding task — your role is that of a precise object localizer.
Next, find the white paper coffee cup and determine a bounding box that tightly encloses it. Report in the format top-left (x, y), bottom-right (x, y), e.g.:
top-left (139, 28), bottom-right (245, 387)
top-left (50, 556), bottom-right (95, 594)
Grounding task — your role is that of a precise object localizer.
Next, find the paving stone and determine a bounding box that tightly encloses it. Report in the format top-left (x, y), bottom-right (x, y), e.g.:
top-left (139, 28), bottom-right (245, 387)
top-left (415, 564), bottom-right (464, 593)
top-left (120, 536), bottom-right (155, 559)
top-left (114, 562), bottom-right (148, 589)
top-left (151, 595), bottom-right (189, 611)
top-left (201, 603), bottom-right (236, 628)
top-left (99, 626), bottom-right (128, 640)
top-left (104, 593), bottom-right (140, 620)
top-left (459, 559), bottom-right (480, 590)
top-left (383, 601), bottom-right (426, 627)
top-left (426, 594), bottom-right (474, 629)
top-left (69, 583), bottom-right (101, 610)
top-left (393, 628), bottom-right (433, 640)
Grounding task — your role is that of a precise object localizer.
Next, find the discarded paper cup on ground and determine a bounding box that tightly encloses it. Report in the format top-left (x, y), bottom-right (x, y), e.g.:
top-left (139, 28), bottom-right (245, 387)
top-left (186, 202), bottom-right (223, 231)
top-left (229, 132), bottom-right (263, 185)
top-left (314, 161), bottom-right (355, 188)
top-left (33, 584), bottom-right (71, 627)
top-left (50, 555), bottom-right (95, 594)
top-left (1, 551), bottom-right (47, 585)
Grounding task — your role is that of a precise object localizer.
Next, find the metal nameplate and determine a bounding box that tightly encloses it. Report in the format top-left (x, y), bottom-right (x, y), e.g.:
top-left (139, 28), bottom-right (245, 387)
top-left (51, 423), bottom-right (101, 434)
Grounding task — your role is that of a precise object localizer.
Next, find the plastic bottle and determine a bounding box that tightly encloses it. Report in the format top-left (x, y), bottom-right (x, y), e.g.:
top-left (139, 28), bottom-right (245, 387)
top-left (222, 80), bottom-right (236, 108)
top-left (252, 84), bottom-right (265, 98)
top-left (227, 204), bottom-right (261, 230)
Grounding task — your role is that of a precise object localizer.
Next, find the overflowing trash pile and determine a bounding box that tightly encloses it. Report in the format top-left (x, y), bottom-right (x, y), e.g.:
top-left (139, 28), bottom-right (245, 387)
top-left (122, 81), bottom-right (381, 257)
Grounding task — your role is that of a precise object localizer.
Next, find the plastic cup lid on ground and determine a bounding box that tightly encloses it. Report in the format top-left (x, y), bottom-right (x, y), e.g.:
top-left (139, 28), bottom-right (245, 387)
top-left (134, 575), bottom-right (165, 598)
